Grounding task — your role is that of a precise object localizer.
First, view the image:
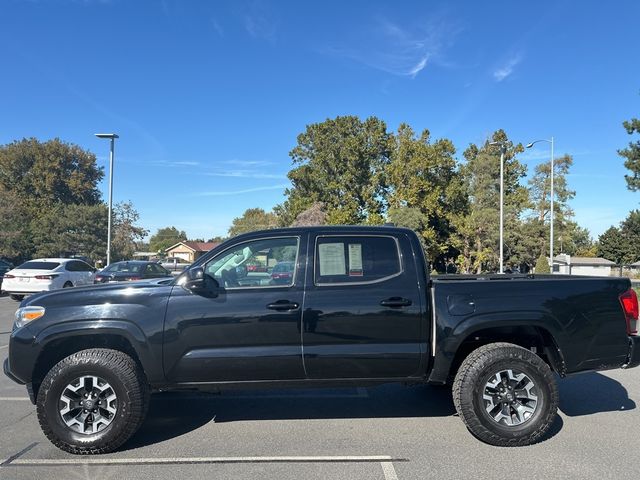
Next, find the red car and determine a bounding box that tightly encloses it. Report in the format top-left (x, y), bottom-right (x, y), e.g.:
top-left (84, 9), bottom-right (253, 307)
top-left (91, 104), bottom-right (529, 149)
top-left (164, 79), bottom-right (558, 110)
top-left (270, 261), bottom-right (295, 284)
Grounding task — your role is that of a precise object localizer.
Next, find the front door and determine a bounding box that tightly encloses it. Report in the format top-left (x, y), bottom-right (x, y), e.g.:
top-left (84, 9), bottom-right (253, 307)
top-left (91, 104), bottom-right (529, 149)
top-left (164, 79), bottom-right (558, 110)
top-left (302, 233), bottom-right (425, 379)
top-left (163, 235), bottom-right (306, 383)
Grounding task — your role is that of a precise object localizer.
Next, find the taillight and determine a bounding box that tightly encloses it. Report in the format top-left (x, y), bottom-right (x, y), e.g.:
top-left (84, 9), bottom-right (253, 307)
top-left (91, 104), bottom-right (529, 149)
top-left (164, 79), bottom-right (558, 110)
top-left (3, 274), bottom-right (15, 279)
top-left (35, 275), bottom-right (57, 280)
top-left (619, 288), bottom-right (639, 336)
top-left (128, 277), bottom-right (142, 281)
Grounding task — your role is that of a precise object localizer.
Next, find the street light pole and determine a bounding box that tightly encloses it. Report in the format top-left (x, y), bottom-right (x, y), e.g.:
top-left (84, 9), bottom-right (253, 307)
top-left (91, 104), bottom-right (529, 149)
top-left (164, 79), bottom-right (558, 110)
top-left (526, 137), bottom-right (554, 270)
top-left (549, 136), bottom-right (554, 268)
top-left (490, 141), bottom-right (506, 274)
top-left (95, 133), bottom-right (119, 266)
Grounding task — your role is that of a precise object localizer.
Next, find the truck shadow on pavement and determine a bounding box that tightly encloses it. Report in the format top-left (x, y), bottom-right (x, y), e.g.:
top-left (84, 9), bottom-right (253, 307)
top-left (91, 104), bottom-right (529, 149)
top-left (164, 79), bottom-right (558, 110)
top-left (558, 372), bottom-right (636, 416)
top-left (124, 384), bottom-right (456, 450)
top-left (124, 372), bottom-right (632, 450)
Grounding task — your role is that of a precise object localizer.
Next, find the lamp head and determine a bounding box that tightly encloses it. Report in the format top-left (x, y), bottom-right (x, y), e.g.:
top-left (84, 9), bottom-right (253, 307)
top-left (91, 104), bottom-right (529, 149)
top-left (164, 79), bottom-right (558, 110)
top-left (95, 133), bottom-right (119, 139)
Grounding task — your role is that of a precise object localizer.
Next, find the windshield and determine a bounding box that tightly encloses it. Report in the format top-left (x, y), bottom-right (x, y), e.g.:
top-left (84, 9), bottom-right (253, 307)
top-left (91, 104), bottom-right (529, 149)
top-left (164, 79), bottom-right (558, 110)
top-left (104, 263), bottom-right (144, 273)
top-left (17, 261), bottom-right (60, 270)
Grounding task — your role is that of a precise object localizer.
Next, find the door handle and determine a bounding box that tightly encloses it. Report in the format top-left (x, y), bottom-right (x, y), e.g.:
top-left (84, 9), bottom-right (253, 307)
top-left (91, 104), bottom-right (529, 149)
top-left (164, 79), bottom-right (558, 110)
top-left (266, 300), bottom-right (300, 311)
top-left (380, 297), bottom-right (412, 308)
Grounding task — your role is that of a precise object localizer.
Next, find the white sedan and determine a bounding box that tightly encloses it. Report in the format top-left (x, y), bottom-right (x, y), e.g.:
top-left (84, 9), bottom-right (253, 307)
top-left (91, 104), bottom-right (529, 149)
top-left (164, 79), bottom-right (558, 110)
top-left (1, 258), bottom-right (97, 301)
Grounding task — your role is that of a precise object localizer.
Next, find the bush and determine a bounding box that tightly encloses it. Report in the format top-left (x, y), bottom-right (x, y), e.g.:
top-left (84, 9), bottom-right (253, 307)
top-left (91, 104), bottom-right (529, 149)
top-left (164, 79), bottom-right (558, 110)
top-left (535, 255), bottom-right (550, 274)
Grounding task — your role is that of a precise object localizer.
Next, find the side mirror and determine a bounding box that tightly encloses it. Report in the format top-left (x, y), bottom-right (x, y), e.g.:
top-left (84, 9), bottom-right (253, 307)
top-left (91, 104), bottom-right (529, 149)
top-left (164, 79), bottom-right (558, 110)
top-left (183, 267), bottom-right (220, 296)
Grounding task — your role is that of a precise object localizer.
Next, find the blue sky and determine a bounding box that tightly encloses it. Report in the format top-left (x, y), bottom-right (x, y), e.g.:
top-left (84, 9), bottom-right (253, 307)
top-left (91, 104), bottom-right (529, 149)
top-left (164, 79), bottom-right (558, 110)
top-left (2, 0), bottom-right (639, 241)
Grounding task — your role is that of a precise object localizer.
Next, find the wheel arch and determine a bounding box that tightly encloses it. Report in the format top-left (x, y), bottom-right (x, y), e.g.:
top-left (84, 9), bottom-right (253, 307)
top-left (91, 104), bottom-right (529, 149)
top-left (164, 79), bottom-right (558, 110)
top-left (31, 327), bottom-right (156, 401)
top-left (432, 324), bottom-right (565, 385)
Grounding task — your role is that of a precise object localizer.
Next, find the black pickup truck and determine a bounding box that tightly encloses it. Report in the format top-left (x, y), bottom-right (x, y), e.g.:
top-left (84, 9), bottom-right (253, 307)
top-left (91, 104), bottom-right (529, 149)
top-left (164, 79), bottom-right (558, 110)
top-left (4, 226), bottom-right (640, 454)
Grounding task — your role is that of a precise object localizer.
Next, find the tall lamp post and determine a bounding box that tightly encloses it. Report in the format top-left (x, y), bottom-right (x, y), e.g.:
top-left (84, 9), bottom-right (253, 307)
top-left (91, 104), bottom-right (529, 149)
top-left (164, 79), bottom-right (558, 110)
top-left (489, 141), bottom-right (507, 274)
top-left (95, 133), bottom-right (119, 266)
top-left (526, 137), bottom-right (554, 270)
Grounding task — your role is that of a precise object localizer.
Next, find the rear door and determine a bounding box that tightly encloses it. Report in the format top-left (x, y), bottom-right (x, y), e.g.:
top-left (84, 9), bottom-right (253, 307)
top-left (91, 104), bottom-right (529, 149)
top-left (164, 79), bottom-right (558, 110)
top-left (301, 233), bottom-right (425, 379)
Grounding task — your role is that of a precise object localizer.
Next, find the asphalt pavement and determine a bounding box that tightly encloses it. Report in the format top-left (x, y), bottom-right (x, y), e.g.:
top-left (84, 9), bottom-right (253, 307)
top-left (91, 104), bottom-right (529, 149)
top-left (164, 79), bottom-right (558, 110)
top-left (0, 293), bottom-right (639, 479)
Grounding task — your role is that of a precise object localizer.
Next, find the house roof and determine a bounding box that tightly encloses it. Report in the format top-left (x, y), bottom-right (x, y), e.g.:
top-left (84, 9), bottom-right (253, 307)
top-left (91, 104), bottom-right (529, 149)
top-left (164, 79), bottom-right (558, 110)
top-left (553, 255), bottom-right (616, 266)
top-left (165, 241), bottom-right (219, 253)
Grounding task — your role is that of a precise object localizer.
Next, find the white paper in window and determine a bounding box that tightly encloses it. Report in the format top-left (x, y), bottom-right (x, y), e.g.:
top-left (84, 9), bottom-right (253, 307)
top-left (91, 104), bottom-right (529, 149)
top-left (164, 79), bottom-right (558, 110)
top-left (318, 243), bottom-right (346, 276)
top-left (348, 244), bottom-right (363, 276)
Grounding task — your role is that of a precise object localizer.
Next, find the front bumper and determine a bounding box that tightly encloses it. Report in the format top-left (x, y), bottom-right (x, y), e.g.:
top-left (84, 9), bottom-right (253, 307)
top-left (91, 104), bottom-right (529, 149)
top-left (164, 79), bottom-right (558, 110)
top-left (3, 358), bottom-right (24, 385)
top-left (623, 335), bottom-right (640, 369)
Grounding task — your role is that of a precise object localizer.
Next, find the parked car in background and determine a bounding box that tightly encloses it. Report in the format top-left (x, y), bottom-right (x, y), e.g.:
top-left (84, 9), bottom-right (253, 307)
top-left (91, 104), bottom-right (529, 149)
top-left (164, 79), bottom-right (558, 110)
top-left (2, 258), bottom-right (96, 301)
top-left (95, 261), bottom-right (172, 283)
top-left (0, 259), bottom-right (15, 291)
top-left (160, 257), bottom-right (191, 272)
top-left (270, 261), bottom-right (295, 284)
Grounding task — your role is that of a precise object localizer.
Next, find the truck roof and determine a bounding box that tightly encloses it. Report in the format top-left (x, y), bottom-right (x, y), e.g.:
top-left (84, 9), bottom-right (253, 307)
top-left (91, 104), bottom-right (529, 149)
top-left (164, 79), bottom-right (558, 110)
top-left (229, 225), bottom-right (415, 239)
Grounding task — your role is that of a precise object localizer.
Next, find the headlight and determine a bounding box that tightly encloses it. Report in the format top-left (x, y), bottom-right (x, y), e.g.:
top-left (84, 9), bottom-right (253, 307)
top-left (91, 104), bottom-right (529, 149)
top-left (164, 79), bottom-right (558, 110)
top-left (14, 306), bottom-right (45, 329)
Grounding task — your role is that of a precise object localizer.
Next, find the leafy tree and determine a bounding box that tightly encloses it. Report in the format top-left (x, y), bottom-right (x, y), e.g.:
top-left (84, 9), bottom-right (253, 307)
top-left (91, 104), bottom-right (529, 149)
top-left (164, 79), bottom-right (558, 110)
top-left (453, 130), bottom-right (528, 273)
top-left (598, 210), bottom-right (640, 264)
top-left (32, 204), bottom-right (108, 261)
top-left (619, 112), bottom-right (640, 191)
top-left (228, 208), bottom-right (278, 237)
top-left (207, 236), bottom-right (228, 243)
top-left (0, 184), bottom-right (30, 261)
top-left (277, 116), bottom-right (391, 225)
top-left (0, 138), bottom-right (103, 211)
top-left (111, 201), bottom-right (149, 261)
top-left (292, 202), bottom-right (327, 226)
top-left (386, 124), bottom-right (466, 269)
top-left (149, 226), bottom-right (187, 253)
top-left (597, 226), bottom-right (628, 264)
top-left (534, 255), bottom-right (550, 274)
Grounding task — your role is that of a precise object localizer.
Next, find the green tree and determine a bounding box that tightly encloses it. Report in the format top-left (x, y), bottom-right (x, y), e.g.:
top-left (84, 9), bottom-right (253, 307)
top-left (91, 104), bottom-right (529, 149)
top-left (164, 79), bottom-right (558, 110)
top-left (597, 226), bottom-right (628, 264)
top-left (276, 116), bottom-right (391, 225)
top-left (534, 255), bottom-right (550, 274)
top-left (32, 204), bottom-right (108, 261)
top-left (619, 112), bottom-right (640, 191)
top-left (453, 130), bottom-right (528, 273)
top-left (0, 138), bottom-right (103, 212)
top-left (386, 124), bottom-right (466, 269)
top-left (0, 184), bottom-right (30, 261)
top-left (149, 226), bottom-right (187, 253)
top-left (228, 208), bottom-right (278, 237)
top-left (207, 236), bottom-right (228, 243)
top-left (111, 201), bottom-right (149, 261)
top-left (517, 154), bottom-right (591, 267)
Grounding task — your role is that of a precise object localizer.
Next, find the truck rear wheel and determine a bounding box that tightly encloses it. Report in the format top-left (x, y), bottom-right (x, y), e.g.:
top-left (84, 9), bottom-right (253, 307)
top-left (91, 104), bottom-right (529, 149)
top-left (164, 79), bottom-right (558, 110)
top-left (36, 348), bottom-right (149, 454)
top-left (452, 342), bottom-right (558, 446)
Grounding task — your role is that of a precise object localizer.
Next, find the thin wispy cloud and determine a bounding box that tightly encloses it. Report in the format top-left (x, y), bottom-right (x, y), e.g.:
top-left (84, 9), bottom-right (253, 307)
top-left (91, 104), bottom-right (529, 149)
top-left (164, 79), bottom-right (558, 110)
top-left (146, 160), bottom-right (201, 167)
top-left (323, 14), bottom-right (460, 78)
top-left (222, 159), bottom-right (274, 167)
top-left (191, 184), bottom-right (289, 197)
top-left (493, 53), bottom-right (522, 82)
top-left (204, 170), bottom-right (285, 179)
top-left (211, 18), bottom-right (224, 37)
top-left (244, 0), bottom-right (278, 43)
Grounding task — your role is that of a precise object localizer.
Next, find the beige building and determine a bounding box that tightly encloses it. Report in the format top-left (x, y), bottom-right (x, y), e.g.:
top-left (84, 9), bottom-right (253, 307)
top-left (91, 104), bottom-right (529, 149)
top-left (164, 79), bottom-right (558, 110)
top-left (165, 241), bottom-right (220, 263)
top-left (552, 254), bottom-right (616, 276)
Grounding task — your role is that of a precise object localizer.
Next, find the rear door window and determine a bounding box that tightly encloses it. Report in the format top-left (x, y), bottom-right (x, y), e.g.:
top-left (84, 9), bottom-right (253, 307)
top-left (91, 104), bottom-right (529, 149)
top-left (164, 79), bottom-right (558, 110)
top-left (314, 236), bottom-right (401, 285)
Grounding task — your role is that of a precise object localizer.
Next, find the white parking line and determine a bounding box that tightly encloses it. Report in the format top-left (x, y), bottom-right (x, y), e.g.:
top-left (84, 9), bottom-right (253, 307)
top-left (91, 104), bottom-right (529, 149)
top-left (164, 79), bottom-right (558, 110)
top-left (7, 455), bottom-right (395, 466)
top-left (0, 397), bottom-right (30, 401)
top-left (0, 344), bottom-right (7, 350)
top-left (381, 461), bottom-right (399, 480)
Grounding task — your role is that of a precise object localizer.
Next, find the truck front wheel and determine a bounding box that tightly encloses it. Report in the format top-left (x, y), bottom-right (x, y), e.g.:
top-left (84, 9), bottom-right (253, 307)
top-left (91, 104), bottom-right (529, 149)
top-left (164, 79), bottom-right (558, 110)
top-left (452, 342), bottom-right (558, 446)
top-left (36, 348), bottom-right (149, 454)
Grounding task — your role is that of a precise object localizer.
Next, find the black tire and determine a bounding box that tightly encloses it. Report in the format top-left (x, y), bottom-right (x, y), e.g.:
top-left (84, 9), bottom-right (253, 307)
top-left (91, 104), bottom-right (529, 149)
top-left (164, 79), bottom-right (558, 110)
top-left (452, 342), bottom-right (558, 447)
top-left (63, 281), bottom-right (73, 288)
top-left (36, 348), bottom-right (149, 454)
top-left (10, 294), bottom-right (24, 301)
